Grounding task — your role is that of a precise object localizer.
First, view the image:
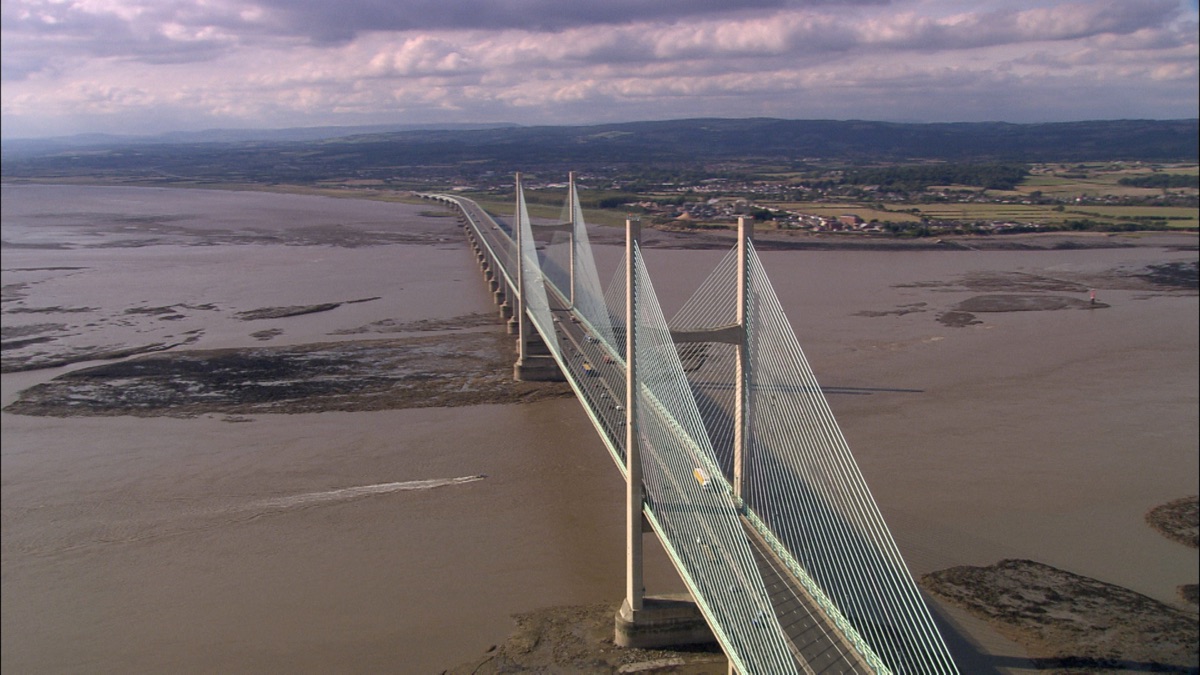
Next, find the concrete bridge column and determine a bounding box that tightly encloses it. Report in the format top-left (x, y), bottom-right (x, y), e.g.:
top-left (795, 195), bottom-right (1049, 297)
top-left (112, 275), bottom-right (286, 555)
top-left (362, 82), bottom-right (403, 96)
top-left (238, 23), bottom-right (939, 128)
top-left (625, 218), bottom-right (643, 616)
top-left (511, 172), bottom-right (563, 382)
top-left (614, 218), bottom-right (713, 651)
top-left (568, 171), bottom-right (577, 308)
top-left (733, 216), bottom-right (751, 500)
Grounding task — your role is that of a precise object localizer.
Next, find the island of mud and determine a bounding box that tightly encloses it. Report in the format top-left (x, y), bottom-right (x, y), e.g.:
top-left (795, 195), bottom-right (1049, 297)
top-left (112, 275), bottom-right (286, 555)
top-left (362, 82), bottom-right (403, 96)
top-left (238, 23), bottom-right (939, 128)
top-left (4, 327), bottom-right (571, 418)
top-left (1147, 496), bottom-right (1200, 550)
top-left (923, 558), bottom-right (1198, 674)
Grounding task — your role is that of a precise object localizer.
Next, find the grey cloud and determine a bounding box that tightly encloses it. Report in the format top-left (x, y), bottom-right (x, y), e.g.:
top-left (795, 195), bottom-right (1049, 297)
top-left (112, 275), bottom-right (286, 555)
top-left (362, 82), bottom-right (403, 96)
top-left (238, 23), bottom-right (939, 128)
top-left (866, 0), bottom-right (1183, 51)
top-left (0, 50), bottom-right (55, 82)
top-left (253, 0), bottom-right (888, 43)
top-left (1, 0), bottom-right (264, 70)
top-left (3, 0), bottom-right (1194, 135)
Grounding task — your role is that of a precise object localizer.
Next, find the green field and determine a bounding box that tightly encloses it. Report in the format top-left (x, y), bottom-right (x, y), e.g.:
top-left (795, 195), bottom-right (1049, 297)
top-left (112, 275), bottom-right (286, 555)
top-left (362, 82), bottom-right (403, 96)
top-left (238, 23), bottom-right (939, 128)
top-left (1065, 205), bottom-right (1199, 229)
top-left (329, 159), bottom-right (1200, 233)
top-left (761, 200), bottom-right (1198, 229)
top-left (915, 203), bottom-right (1069, 222)
top-left (764, 203), bottom-right (923, 223)
top-left (763, 163), bottom-right (1198, 230)
top-left (460, 193), bottom-right (1198, 231)
top-left (1013, 163), bottom-right (1200, 199)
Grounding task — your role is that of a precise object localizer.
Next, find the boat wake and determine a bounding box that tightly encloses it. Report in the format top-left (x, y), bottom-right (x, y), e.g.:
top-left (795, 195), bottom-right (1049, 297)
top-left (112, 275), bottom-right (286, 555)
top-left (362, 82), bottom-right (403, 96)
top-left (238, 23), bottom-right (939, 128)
top-left (249, 475), bottom-right (488, 511)
top-left (9, 476), bottom-right (489, 559)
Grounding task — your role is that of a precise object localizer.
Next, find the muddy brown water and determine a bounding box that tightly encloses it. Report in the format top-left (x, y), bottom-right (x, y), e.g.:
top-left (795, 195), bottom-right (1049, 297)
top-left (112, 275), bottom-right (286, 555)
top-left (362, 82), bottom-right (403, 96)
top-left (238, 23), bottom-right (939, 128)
top-left (3, 185), bottom-right (1197, 673)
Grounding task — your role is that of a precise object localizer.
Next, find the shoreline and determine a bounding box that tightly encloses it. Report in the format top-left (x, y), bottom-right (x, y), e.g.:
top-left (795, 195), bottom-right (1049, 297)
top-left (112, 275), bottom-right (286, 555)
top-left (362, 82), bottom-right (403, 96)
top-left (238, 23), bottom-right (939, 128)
top-left (5, 179), bottom-right (1197, 254)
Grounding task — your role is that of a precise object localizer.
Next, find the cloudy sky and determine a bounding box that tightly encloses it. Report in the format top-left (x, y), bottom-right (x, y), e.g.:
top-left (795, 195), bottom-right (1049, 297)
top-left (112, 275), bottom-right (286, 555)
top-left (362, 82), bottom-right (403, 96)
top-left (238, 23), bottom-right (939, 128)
top-left (2, 0), bottom-right (1197, 138)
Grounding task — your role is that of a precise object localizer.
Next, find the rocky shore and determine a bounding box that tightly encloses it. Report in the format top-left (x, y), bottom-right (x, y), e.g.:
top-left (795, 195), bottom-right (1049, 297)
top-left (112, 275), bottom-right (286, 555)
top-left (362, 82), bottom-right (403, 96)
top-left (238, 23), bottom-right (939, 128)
top-left (924, 558), bottom-right (1198, 674)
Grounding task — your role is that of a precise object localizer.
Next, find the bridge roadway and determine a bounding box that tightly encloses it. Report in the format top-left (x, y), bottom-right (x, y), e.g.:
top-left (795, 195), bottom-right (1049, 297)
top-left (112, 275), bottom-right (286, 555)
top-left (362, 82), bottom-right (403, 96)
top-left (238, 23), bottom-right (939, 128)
top-left (438, 194), bottom-right (873, 675)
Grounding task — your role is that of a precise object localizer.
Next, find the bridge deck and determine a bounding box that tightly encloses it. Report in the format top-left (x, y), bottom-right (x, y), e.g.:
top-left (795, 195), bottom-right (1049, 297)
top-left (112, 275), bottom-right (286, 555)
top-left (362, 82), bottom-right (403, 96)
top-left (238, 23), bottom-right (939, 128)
top-left (744, 520), bottom-right (870, 674)
top-left (439, 193), bottom-right (874, 675)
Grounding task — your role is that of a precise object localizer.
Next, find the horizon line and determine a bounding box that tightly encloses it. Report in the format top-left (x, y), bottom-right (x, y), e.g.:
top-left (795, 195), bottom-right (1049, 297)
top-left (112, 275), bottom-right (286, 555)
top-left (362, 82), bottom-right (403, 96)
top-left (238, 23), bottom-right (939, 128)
top-left (3, 116), bottom-right (1198, 145)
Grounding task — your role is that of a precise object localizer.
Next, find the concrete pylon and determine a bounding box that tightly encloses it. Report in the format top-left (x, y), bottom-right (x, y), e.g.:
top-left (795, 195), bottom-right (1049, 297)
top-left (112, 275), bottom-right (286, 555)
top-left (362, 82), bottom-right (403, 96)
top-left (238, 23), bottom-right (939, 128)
top-left (625, 218), bottom-right (643, 616)
top-left (568, 171), bottom-right (577, 308)
top-left (733, 216), bottom-right (752, 500)
top-left (614, 218), bottom-right (713, 650)
top-left (511, 173), bottom-right (563, 382)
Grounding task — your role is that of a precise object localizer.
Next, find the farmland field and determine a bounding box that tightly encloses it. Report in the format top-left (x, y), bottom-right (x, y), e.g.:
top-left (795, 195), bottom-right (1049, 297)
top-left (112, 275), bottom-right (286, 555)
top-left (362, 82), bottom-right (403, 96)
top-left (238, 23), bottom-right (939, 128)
top-left (766, 201), bottom-right (1198, 229)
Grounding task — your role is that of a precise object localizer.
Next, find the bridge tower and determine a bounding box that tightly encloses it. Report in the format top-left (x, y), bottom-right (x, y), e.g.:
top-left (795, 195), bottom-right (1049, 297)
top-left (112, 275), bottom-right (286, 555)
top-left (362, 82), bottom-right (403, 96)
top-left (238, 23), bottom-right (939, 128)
top-left (567, 171), bottom-right (577, 308)
top-left (512, 172), bottom-right (565, 382)
top-left (515, 172), bottom-right (531, 363)
top-left (667, 217), bottom-right (754, 499)
top-left (614, 218), bottom-right (715, 651)
top-left (624, 218), bottom-right (643, 614)
top-left (732, 216), bottom-right (751, 499)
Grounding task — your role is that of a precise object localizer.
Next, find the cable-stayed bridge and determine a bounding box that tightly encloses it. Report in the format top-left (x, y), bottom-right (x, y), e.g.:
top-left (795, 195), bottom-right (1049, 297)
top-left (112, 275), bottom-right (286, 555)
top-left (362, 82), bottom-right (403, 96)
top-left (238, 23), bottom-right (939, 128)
top-left (423, 176), bottom-right (958, 675)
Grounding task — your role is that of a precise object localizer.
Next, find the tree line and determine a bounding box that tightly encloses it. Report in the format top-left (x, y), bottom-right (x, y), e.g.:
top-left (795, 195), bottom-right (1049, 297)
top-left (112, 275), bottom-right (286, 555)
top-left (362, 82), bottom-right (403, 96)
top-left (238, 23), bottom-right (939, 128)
top-left (842, 163), bottom-right (1030, 191)
top-left (1117, 174), bottom-right (1199, 189)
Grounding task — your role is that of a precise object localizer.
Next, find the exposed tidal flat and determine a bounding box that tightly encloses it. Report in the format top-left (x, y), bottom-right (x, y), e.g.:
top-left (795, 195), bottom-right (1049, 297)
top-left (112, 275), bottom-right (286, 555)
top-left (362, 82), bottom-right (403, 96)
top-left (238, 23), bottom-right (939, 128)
top-left (2, 184), bottom-right (1197, 673)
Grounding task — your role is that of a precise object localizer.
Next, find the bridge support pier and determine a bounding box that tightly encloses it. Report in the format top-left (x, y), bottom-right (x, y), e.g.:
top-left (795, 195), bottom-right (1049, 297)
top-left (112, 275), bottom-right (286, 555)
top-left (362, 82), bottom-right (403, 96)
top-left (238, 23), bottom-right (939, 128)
top-left (513, 355), bottom-right (563, 381)
top-left (518, 336), bottom-right (552, 356)
top-left (514, 335), bottom-right (563, 381)
top-left (614, 595), bottom-right (715, 650)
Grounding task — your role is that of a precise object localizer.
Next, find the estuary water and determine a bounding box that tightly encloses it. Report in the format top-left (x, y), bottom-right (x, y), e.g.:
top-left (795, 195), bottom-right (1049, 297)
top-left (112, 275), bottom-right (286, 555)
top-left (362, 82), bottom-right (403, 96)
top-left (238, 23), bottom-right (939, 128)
top-left (2, 184), bottom-right (1197, 673)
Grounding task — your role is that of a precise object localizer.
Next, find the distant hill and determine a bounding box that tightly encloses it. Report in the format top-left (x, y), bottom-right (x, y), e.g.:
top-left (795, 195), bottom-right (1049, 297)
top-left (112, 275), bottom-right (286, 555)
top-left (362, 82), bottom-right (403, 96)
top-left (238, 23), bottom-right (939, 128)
top-left (0, 122), bottom-right (520, 154)
top-left (2, 118), bottom-right (1195, 182)
top-left (364, 117), bottom-right (1197, 163)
